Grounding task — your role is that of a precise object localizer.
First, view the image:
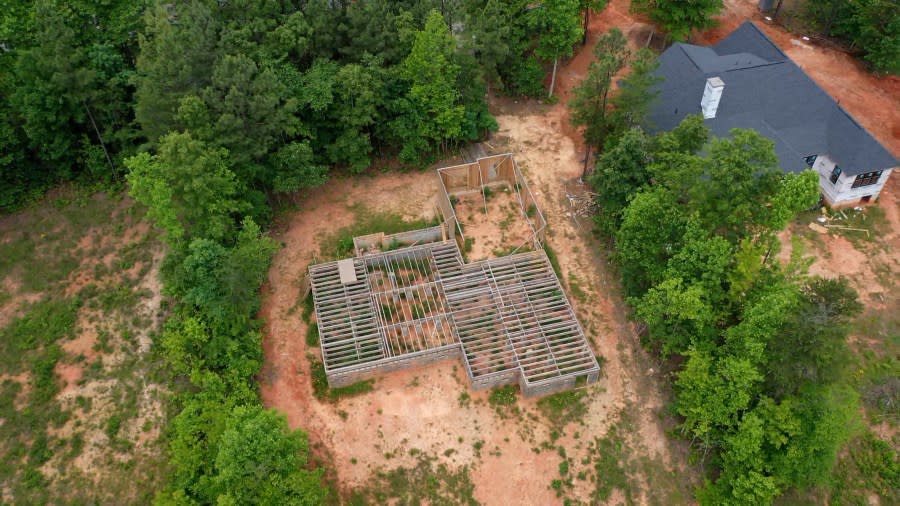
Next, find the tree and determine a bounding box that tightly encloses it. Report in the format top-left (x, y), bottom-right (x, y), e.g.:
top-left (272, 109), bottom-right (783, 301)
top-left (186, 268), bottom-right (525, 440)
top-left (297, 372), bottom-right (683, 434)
top-left (530, 0), bottom-right (584, 97)
top-left (393, 10), bottom-right (466, 162)
top-left (579, 1), bottom-right (610, 45)
top-left (588, 127), bottom-right (652, 235)
top-left (615, 187), bottom-right (687, 296)
top-left (125, 131), bottom-right (246, 243)
top-left (213, 406), bottom-right (326, 505)
top-left (609, 48), bottom-right (661, 129)
top-left (631, 0), bottom-right (724, 42)
top-left (134, 1), bottom-right (219, 144)
top-left (568, 28), bottom-right (630, 177)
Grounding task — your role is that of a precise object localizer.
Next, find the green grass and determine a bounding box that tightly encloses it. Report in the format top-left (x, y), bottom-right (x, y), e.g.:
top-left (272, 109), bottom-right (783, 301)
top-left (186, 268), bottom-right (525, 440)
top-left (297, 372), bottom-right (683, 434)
top-left (306, 322), bottom-right (320, 347)
top-left (543, 242), bottom-right (563, 279)
top-left (348, 454), bottom-right (479, 505)
top-left (309, 355), bottom-right (374, 401)
top-left (0, 189), bottom-right (171, 504)
top-left (537, 390), bottom-right (588, 428)
top-left (320, 206), bottom-right (440, 259)
top-left (0, 297), bottom-right (80, 373)
top-left (488, 385), bottom-right (517, 407)
top-left (567, 273), bottom-right (588, 303)
top-left (587, 424), bottom-right (633, 503)
top-left (829, 432), bottom-right (899, 505)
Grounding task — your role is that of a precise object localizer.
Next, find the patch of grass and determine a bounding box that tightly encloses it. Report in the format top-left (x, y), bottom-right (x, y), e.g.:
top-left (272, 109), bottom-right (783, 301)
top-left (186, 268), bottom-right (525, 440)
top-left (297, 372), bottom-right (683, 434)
top-left (543, 242), bottom-right (562, 279)
top-left (537, 390), bottom-right (588, 428)
top-left (308, 355), bottom-right (374, 402)
top-left (301, 292), bottom-right (315, 324)
top-left (0, 297), bottom-right (80, 372)
top-left (825, 206), bottom-right (888, 247)
top-left (481, 186), bottom-right (494, 200)
top-left (320, 207), bottom-right (440, 259)
top-left (350, 454), bottom-right (479, 505)
top-left (458, 391), bottom-right (471, 408)
top-left (306, 322), bottom-right (320, 347)
top-left (829, 432), bottom-right (899, 505)
top-left (488, 385), bottom-right (517, 407)
top-left (567, 273), bottom-right (588, 303)
top-left (588, 423), bottom-right (633, 503)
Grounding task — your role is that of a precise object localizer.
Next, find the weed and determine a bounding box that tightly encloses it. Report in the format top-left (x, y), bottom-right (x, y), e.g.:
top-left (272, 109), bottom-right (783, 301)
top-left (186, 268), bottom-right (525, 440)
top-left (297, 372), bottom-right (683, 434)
top-left (350, 454), bottom-right (479, 505)
top-left (0, 298), bottom-right (80, 371)
top-left (308, 355), bottom-right (374, 402)
top-left (458, 391), bottom-right (471, 408)
top-left (543, 243), bottom-right (563, 279)
top-left (306, 322), bottom-right (320, 347)
top-left (488, 385), bottom-right (517, 407)
top-left (537, 390), bottom-right (588, 428)
top-left (321, 207), bottom-right (440, 260)
top-left (567, 273), bottom-right (588, 303)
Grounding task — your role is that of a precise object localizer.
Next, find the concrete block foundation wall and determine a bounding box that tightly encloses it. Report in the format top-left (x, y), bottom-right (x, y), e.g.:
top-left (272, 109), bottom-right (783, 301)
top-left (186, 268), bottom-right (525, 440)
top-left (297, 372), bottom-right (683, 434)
top-left (327, 345), bottom-right (462, 388)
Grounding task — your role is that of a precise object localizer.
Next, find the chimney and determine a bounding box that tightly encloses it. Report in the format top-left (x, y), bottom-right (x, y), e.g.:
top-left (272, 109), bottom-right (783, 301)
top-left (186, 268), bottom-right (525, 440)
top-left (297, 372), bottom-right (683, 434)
top-left (701, 77), bottom-right (725, 119)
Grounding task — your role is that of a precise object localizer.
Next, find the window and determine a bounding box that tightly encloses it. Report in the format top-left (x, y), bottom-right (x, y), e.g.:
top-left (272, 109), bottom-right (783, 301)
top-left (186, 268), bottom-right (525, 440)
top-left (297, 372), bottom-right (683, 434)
top-left (851, 171), bottom-right (882, 188)
top-left (805, 155), bottom-right (817, 167)
top-left (830, 166), bottom-right (841, 184)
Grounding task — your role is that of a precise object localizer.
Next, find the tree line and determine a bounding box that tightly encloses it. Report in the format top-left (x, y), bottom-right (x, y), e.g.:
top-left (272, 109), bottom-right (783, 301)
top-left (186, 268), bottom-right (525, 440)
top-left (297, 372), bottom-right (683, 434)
top-left (772, 0), bottom-right (899, 74)
top-left (0, 1), bottom-right (613, 213)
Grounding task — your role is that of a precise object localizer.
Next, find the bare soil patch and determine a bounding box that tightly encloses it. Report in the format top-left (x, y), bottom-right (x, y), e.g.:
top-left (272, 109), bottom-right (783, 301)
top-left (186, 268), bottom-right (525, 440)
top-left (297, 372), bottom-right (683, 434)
top-left (453, 188), bottom-right (536, 260)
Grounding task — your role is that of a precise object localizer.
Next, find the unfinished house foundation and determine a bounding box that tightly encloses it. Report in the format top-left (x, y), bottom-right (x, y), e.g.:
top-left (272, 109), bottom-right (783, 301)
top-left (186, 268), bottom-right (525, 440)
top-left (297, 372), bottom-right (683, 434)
top-left (308, 154), bottom-right (600, 397)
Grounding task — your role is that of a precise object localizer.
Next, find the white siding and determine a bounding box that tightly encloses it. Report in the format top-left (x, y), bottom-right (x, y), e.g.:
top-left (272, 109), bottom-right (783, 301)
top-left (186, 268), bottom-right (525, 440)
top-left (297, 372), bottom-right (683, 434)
top-left (812, 154), bottom-right (894, 207)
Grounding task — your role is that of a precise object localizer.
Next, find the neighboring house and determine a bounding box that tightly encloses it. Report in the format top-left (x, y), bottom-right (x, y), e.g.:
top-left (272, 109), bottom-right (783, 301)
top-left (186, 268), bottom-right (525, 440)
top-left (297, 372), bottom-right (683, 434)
top-left (647, 21), bottom-right (898, 208)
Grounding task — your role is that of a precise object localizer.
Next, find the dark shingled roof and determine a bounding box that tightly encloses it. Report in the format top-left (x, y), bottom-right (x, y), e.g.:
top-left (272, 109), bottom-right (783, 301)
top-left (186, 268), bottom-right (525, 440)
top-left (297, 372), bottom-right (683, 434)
top-left (647, 21), bottom-right (898, 176)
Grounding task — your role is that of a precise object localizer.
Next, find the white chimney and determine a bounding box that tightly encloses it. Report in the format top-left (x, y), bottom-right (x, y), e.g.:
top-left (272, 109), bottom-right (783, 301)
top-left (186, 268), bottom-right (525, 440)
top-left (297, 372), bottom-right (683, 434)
top-left (701, 77), bottom-right (725, 119)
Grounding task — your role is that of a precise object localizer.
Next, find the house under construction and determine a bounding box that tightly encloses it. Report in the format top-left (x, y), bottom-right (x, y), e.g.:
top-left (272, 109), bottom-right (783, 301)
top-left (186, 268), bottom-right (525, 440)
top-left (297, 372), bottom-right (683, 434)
top-left (308, 154), bottom-right (601, 397)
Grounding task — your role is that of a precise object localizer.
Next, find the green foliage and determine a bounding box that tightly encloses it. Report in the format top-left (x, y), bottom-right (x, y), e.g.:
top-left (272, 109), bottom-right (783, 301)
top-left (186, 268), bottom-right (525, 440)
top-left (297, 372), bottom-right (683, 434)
top-left (213, 406), bottom-right (326, 505)
top-left (125, 132), bottom-right (247, 243)
top-left (806, 0), bottom-right (899, 74)
top-left (537, 390), bottom-right (588, 427)
top-left (529, 0), bottom-right (584, 64)
top-left (1, 0), bottom-right (143, 210)
top-left (488, 385), bottom-right (518, 407)
top-left (393, 10), bottom-right (463, 162)
top-left (568, 28), bottom-right (631, 151)
top-left (604, 116), bottom-right (857, 504)
top-left (830, 432), bottom-right (900, 505)
top-left (589, 127), bottom-right (652, 235)
top-left (631, 0), bottom-right (725, 41)
top-left (306, 323), bottom-right (320, 347)
top-left (309, 356), bottom-right (374, 402)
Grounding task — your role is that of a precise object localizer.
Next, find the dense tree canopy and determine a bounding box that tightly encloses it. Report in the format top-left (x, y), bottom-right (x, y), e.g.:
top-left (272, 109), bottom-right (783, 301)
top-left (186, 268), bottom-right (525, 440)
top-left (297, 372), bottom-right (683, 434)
top-left (631, 0), bottom-right (725, 41)
top-left (592, 116), bottom-right (860, 504)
